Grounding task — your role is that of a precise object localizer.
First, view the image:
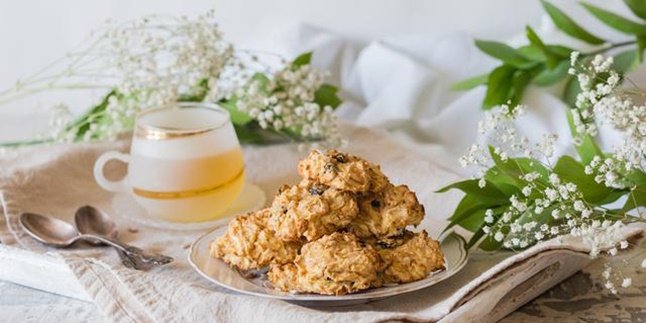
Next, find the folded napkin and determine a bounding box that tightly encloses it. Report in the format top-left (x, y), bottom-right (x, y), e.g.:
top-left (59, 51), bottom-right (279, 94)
top-left (1, 123), bottom-right (643, 323)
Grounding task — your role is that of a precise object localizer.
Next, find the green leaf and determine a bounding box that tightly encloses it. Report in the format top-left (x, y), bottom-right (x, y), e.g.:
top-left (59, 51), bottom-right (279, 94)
top-left (517, 45), bottom-right (548, 61)
top-left (67, 90), bottom-right (117, 140)
top-left (510, 69), bottom-right (534, 106)
top-left (452, 74), bottom-right (489, 91)
top-left (443, 196), bottom-right (485, 233)
top-left (219, 98), bottom-right (253, 126)
top-left (443, 193), bottom-right (507, 233)
top-left (291, 52), bottom-right (312, 69)
top-left (525, 26), bottom-right (560, 68)
top-left (467, 227), bottom-right (488, 250)
top-left (534, 60), bottom-right (570, 85)
top-left (627, 169), bottom-right (646, 185)
top-left (624, 0), bottom-right (646, 20)
top-left (553, 155), bottom-right (626, 204)
top-left (479, 235), bottom-right (505, 251)
top-left (638, 36), bottom-right (646, 62)
top-left (485, 166), bottom-right (523, 191)
top-left (488, 146), bottom-right (551, 183)
top-left (563, 76), bottom-right (581, 107)
top-left (541, 1), bottom-right (605, 44)
top-left (613, 49), bottom-right (639, 73)
top-left (233, 123), bottom-right (264, 144)
top-left (475, 40), bottom-right (536, 68)
top-left (436, 179), bottom-right (509, 203)
top-left (547, 45), bottom-right (576, 58)
top-left (621, 184), bottom-right (646, 212)
top-left (314, 84), bottom-right (342, 109)
top-left (517, 44), bottom-right (573, 63)
top-left (459, 209), bottom-right (488, 233)
top-left (582, 3), bottom-right (646, 35)
top-left (483, 65), bottom-right (516, 109)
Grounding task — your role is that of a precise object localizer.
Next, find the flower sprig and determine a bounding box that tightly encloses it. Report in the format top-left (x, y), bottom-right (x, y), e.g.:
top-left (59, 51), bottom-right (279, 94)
top-left (220, 53), bottom-right (343, 146)
top-left (0, 11), bottom-right (342, 147)
top-left (446, 0), bottom-right (646, 294)
top-left (441, 55), bottom-right (645, 293)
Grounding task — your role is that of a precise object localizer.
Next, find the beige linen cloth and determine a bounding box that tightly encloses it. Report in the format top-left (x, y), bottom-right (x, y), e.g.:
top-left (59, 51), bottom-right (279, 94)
top-left (1, 124), bottom-right (644, 322)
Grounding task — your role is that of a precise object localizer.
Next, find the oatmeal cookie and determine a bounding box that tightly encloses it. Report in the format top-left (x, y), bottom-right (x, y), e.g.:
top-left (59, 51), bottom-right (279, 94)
top-left (268, 180), bottom-right (359, 241)
top-left (210, 209), bottom-right (301, 271)
top-left (377, 231), bottom-right (445, 284)
top-left (268, 232), bottom-right (383, 295)
top-left (297, 150), bottom-right (389, 193)
top-left (350, 184), bottom-right (425, 239)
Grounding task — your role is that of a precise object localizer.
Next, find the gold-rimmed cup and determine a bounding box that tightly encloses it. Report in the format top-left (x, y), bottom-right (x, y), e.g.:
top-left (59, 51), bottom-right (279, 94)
top-left (94, 103), bottom-right (245, 222)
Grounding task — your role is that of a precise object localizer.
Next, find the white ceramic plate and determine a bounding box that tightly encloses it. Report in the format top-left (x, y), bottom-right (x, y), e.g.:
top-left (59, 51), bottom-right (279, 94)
top-left (111, 182), bottom-right (266, 231)
top-left (189, 226), bottom-right (468, 306)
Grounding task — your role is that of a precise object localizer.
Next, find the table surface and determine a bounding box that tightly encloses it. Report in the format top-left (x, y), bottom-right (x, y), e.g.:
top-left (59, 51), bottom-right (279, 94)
top-left (1, 246), bottom-right (644, 322)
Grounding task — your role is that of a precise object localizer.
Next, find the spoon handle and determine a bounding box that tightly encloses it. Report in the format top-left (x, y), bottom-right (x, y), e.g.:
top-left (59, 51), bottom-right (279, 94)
top-left (80, 234), bottom-right (173, 266)
top-left (80, 234), bottom-right (132, 253)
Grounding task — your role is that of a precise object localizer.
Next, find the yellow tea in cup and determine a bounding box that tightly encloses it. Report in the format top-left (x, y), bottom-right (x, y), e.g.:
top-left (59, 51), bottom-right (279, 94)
top-left (94, 103), bottom-right (245, 222)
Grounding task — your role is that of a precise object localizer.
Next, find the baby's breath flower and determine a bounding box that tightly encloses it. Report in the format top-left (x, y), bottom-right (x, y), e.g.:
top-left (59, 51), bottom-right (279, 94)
top-left (234, 62), bottom-right (340, 145)
top-left (522, 186), bottom-right (532, 196)
top-left (484, 210), bottom-right (494, 224)
top-left (478, 178), bottom-right (486, 188)
top-left (570, 51), bottom-right (580, 66)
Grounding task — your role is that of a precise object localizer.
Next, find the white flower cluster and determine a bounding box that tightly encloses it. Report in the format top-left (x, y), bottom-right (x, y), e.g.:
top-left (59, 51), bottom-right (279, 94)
top-left (569, 52), bottom-right (645, 170)
top-left (461, 92), bottom-right (644, 293)
top-left (39, 12), bottom-right (342, 145)
top-left (235, 64), bottom-right (342, 145)
top-left (481, 171), bottom-right (622, 251)
top-left (584, 156), bottom-right (627, 189)
top-left (45, 11), bottom-right (235, 142)
top-left (94, 12), bottom-right (232, 140)
top-left (460, 103), bottom-right (559, 172)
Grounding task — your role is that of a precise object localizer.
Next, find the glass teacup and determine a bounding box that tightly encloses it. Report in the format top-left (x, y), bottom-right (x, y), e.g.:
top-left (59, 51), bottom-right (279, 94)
top-left (93, 103), bottom-right (245, 222)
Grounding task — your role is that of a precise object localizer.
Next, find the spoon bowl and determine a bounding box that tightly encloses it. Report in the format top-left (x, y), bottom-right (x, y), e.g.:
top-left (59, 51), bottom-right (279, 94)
top-left (20, 212), bottom-right (80, 247)
top-left (75, 205), bottom-right (118, 244)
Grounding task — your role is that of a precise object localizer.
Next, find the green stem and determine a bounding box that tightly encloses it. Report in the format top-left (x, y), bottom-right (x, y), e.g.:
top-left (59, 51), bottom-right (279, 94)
top-left (0, 138), bottom-right (54, 147)
top-left (586, 40), bottom-right (636, 56)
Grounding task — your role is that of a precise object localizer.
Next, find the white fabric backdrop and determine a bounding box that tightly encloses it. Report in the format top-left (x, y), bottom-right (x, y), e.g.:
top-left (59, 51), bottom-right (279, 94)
top-left (2, 0), bottom-right (643, 158)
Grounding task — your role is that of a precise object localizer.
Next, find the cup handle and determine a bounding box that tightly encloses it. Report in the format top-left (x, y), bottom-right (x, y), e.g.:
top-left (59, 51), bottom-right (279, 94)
top-left (94, 151), bottom-right (130, 192)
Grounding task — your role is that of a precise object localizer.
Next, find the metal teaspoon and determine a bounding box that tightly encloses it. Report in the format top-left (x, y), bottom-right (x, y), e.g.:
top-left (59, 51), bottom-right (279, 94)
top-left (20, 212), bottom-right (173, 269)
top-left (74, 205), bottom-right (174, 269)
top-left (73, 205), bottom-right (138, 269)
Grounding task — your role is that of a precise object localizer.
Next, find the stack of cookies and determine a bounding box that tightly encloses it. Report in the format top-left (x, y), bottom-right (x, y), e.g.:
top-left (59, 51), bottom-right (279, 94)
top-left (210, 150), bottom-right (445, 295)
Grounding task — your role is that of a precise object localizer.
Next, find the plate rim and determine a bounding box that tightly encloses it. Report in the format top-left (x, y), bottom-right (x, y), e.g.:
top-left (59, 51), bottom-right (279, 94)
top-left (188, 226), bottom-right (469, 301)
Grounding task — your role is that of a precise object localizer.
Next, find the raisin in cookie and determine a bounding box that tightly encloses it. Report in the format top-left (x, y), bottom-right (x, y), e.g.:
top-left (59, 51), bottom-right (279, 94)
top-left (268, 232), bottom-right (383, 295)
top-left (376, 231), bottom-right (445, 284)
top-left (350, 184), bottom-right (425, 239)
top-left (210, 209), bottom-right (301, 271)
top-left (297, 150), bottom-right (389, 193)
top-left (268, 180), bottom-right (359, 241)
